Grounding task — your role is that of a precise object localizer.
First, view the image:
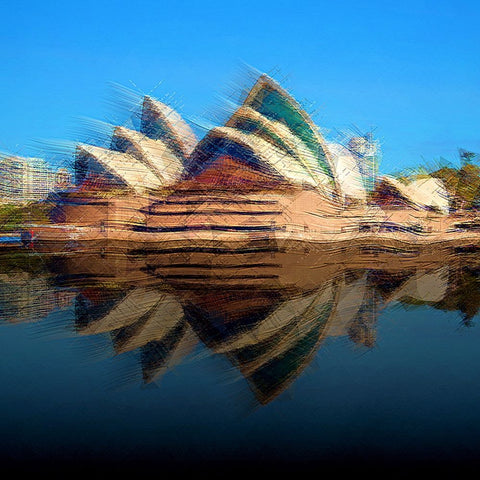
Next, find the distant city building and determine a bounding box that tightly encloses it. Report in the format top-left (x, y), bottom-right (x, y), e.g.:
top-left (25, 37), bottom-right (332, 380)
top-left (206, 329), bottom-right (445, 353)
top-left (54, 168), bottom-right (73, 191)
top-left (0, 156), bottom-right (70, 203)
top-left (347, 133), bottom-right (380, 193)
top-left (0, 156), bottom-right (24, 201)
top-left (24, 158), bottom-right (55, 201)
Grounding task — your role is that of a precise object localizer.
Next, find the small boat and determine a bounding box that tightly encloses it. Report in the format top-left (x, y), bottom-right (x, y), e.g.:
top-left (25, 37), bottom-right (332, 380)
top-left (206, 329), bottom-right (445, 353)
top-left (0, 234), bottom-right (22, 249)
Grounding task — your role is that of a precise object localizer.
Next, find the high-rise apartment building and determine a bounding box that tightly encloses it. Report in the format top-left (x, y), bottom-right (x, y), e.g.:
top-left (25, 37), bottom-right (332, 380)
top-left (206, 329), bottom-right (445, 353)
top-left (0, 156), bottom-right (57, 203)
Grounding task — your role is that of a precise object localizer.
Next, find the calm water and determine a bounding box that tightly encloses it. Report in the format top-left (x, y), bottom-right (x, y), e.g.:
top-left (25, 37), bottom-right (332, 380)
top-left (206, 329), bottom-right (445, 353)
top-left (2, 250), bottom-right (480, 473)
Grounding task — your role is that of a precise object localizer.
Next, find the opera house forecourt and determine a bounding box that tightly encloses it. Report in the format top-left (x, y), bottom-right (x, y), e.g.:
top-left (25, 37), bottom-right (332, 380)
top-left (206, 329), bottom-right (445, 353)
top-left (18, 73), bottom-right (480, 254)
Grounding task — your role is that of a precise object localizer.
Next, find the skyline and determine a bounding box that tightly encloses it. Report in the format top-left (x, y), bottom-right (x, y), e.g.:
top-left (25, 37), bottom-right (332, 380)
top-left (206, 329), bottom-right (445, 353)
top-left (0, 0), bottom-right (479, 174)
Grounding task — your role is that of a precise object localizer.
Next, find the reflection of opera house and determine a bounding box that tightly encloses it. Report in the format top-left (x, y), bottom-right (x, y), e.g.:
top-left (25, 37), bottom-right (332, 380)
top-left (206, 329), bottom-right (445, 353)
top-left (3, 250), bottom-right (479, 405)
top-left (28, 73), bottom-right (477, 254)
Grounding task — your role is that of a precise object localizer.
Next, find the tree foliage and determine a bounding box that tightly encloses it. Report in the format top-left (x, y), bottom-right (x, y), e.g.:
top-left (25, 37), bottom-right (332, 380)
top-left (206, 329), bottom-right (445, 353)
top-left (0, 203), bottom-right (51, 231)
top-left (430, 163), bottom-right (480, 210)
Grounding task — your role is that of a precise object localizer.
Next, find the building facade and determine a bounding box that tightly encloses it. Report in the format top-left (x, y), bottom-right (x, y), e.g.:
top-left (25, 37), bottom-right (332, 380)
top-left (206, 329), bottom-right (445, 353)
top-left (0, 156), bottom-right (66, 203)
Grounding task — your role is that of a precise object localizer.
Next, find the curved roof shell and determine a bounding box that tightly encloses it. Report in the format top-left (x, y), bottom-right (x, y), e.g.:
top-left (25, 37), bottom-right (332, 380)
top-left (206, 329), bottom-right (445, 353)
top-left (241, 75), bottom-right (339, 191)
top-left (141, 96), bottom-right (198, 159)
top-left (326, 142), bottom-right (367, 202)
top-left (111, 126), bottom-right (184, 185)
top-left (76, 145), bottom-right (164, 194)
top-left (187, 126), bottom-right (322, 188)
top-left (225, 106), bottom-right (334, 189)
top-left (377, 175), bottom-right (450, 213)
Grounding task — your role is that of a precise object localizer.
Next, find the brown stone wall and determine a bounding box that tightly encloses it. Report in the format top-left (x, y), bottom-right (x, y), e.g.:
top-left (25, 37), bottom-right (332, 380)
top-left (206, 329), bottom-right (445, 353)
top-left (49, 194), bottom-right (150, 228)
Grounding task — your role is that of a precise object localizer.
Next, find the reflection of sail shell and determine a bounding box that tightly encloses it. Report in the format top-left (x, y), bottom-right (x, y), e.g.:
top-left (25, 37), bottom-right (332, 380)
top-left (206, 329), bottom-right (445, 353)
top-left (239, 285), bottom-right (337, 404)
top-left (237, 284), bottom-right (335, 374)
top-left (214, 281), bottom-right (338, 404)
top-left (213, 282), bottom-right (335, 354)
top-left (325, 274), bottom-right (368, 337)
top-left (77, 287), bottom-right (162, 335)
top-left (74, 285), bottom-right (196, 384)
top-left (113, 293), bottom-right (186, 354)
top-left (140, 326), bottom-right (197, 384)
top-left (386, 267), bottom-right (449, 303)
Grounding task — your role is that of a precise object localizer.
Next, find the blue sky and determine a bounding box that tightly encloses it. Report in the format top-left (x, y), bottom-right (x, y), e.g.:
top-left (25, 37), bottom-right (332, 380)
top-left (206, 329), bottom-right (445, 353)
top-left (0, 0), bottom-right (479, 174)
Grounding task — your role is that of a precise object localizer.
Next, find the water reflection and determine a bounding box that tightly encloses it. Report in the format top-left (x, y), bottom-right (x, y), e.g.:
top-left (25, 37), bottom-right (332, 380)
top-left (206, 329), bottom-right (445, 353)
top-left (1, 249), bottom-right (480, 405)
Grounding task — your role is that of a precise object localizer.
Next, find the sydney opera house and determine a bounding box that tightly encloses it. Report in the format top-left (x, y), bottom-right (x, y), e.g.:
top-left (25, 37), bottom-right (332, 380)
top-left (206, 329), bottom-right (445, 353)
top-left (4, 72), bottom-right (480, 405)
top-left (24, 73), bottom-right (479, 254)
